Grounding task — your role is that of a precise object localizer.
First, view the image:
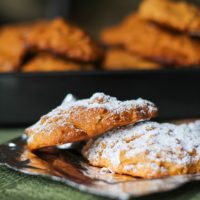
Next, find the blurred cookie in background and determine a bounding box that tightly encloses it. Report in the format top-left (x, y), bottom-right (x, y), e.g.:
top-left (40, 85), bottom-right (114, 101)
top-left (0, 25), bottom-right (28, 72)
top-left (0, 17), bottom-right (101, 72)
top-left (103, 48), bottom-right (161, 70)
top-left (139, 0), bottom-right (200, 36)
top-left (101, 14), bottom-right (200, 67)
top-left (26, 18), bottom-right (102, 62)
top-left (22, 53), bottom-right (93, 72)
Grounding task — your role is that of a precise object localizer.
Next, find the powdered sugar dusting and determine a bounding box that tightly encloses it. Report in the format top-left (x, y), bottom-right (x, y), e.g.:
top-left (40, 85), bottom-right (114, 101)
top-left (83, 121), bottom-right (200, 171)
top-left (61, 94), bottom-right (77, 105)
top-left (63, 92), bottom-right (157, 115)
top-left (27, 92), bottom-right (157, 139)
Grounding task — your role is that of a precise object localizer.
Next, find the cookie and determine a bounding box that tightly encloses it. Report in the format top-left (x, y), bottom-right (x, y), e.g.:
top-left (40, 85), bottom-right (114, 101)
top-left (82, 121), bottom-right (200, 178)
top-left (22, 53), bottom-right (93, 72)
top-left (139, 0), bottom-right (200, 36)
top-left (26, 18), bottom-right (102, 62)
top-left (103, 48), bottom-right (161, 70)
top-left (26, 93), bottom-right (157, 150)
top-left (0, 26), bottom-right (27, 72)
top-left (101, 14), bottom-right (200, 67)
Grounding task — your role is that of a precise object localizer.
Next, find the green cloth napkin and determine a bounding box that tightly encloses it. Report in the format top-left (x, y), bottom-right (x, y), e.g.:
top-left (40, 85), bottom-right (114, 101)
top-left (0, 129), bottom-right (200, 200)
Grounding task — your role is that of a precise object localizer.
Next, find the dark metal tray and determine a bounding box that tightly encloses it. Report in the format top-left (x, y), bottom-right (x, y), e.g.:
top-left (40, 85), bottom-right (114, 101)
top-left (0, 69), bottom-right (200, 125)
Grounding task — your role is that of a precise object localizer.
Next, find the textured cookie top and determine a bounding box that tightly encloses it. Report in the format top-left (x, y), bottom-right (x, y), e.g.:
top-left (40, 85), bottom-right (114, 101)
top-left (26, 93), bottom-right (157, 150)
top-left (66, 92), bottom-right (157, 114)
top-left (26, 18), bottom-right (102, 62)
top-left (83, 121), bottom-right (200, 167)
top-left (28, 92), bottom-right (157, 134)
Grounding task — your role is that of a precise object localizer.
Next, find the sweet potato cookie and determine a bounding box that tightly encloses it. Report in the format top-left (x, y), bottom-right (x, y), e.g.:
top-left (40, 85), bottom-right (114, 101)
top-left (82, 121), bottom-right (200, 178)
top-left (0, 26), bottom-right (27, 72)
top-left (22, 53), bottom-right (92, 72)
top-left (26, 93), bottom-right (157, 150)
top-left (26, 18), bottom-right (102, 62)
top-left (139, 0), bottom-right (200, 36)
top-left (103, 48), bottom-right (161, 70)
top-left (0, 22), bottom-right (47, 72)
top-left (101, 14), bottom-right (200, 67)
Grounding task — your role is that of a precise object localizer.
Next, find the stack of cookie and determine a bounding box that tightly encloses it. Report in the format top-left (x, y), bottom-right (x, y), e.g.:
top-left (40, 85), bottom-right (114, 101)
top-left (101, 0), bottom-right (200, 70)
top-left (0, 18), bottom-right (102, 72)
top-left (26, 93), bottom-right (200, 178)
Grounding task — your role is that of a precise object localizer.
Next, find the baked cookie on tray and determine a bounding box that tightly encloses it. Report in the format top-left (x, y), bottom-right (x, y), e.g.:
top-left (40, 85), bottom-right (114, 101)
top-left (0, 25), bottom-right (27, 72)
top-left (26, 93), bottom-right (157, 150)
top-left (103, 48), bottom-right (161, 70)
top-left (22, 53), bottom-right (93, 72)
top-left (26, 18), bottom-right (102, 62)
top-left (101, 14), bottom-right (200, 67)
top-left (0, 21), bottom-right (48, 72)
top-left (82, 121), bottom-right (200, 178)
top-left (139, 0), bottom-right (200, 36)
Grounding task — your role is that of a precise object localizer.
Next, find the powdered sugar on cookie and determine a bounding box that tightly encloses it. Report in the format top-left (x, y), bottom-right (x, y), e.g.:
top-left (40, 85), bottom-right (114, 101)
top-left (82, 121), bottom-right (200, 178)
top-left (62, 92), bottom-right (157, 115)
top-left (27, 92), bottom-right (157, 137)
top-left (26, 93), bottom-right (157, 150)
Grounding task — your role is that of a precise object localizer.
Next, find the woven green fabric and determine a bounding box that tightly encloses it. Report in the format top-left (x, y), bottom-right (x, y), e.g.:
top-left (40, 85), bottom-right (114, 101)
top-left (0, 129), bottom-right (200, 200)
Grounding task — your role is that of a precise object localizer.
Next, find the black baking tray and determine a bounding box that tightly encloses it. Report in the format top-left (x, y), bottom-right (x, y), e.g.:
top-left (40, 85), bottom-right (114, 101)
top-left (0, 69), bottom-right (200, 125)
